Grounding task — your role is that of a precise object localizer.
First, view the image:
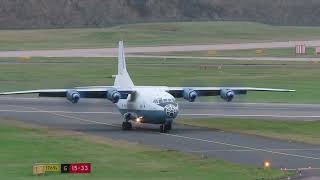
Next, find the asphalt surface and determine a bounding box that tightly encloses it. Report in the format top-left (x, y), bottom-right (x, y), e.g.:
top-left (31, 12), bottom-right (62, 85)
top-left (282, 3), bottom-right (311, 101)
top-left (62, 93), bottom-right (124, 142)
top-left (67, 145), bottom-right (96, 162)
top-left (1, 40), bottom-right (320, 57)
top-left (0, 97), bottom-right (319, 179)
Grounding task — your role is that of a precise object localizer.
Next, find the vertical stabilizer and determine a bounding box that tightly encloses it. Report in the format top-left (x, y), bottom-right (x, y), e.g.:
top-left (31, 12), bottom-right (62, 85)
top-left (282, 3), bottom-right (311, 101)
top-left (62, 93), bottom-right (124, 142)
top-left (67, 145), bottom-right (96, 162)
top-left (114, 41), bottom-right (134, 88)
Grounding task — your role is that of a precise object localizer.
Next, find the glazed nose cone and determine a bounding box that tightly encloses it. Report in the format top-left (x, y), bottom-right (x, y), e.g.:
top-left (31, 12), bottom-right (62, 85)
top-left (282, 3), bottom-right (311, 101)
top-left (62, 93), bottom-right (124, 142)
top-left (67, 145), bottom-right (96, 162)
top-left (164, 104), bottom-right (178, 118)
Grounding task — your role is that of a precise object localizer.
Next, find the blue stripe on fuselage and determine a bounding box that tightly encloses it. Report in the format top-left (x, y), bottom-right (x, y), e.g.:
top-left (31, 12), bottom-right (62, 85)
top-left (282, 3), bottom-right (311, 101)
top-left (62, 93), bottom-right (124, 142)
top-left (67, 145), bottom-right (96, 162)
top-left (119, 109), bottom-right (168, 124)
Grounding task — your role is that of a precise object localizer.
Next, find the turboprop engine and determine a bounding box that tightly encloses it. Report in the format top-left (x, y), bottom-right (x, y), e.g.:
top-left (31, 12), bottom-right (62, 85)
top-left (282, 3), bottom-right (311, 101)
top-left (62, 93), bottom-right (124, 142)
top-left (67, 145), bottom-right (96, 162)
top-left (107, 88), bottom-right (121, 103)
top-left (183, 88), bottom-right (197, 102)
top-left (66, 90), bottom-right (80, 104)
top-left (220, 89), bottom-right (235, 102)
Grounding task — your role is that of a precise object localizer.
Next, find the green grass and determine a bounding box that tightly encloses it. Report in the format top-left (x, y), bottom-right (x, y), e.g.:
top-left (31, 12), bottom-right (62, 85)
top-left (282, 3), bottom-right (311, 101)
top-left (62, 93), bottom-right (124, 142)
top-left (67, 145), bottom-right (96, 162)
top-left (178, 118), bottom-right (320, 145)
top-left (2, 21), bottom-right (320, 50)
top-left (0, 57), bottom-right (319, 103)
top-left (0, 120), bottom-right (291, 180)
top-left (155, 48), bottom-right (318, 57)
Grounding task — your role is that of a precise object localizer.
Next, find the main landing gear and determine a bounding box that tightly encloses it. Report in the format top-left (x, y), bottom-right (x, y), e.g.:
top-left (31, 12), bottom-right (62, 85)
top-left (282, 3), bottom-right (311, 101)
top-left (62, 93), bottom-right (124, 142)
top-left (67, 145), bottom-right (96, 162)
top-left (122, 113), bottom-right (133, 131)
top-left (160, 120), bottom-right (172, 133)
top-left (122, 121), bottom-right (132, 130)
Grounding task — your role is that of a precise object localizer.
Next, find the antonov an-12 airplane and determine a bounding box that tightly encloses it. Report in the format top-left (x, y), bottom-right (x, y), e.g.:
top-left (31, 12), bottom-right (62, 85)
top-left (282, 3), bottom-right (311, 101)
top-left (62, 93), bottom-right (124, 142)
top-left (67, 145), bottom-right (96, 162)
top-left (0, 41), bottom-right (295, 133)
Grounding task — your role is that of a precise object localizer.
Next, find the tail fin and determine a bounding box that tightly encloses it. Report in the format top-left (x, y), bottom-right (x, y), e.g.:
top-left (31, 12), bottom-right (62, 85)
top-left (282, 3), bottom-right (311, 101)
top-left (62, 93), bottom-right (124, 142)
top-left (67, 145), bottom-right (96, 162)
top-left (114, 41), bottom-right (134, 88)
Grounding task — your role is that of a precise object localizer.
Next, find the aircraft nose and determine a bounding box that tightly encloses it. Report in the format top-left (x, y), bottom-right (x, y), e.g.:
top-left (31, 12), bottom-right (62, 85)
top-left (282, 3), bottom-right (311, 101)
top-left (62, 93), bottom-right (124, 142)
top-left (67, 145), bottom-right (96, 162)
top-left (164, 104), bottom-right (178, 118)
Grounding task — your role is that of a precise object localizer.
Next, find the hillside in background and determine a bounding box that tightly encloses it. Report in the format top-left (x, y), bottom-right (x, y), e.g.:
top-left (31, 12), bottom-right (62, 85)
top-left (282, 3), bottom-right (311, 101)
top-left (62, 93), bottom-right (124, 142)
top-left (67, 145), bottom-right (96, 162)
top-left (0, 0), bottom-right (320, 29)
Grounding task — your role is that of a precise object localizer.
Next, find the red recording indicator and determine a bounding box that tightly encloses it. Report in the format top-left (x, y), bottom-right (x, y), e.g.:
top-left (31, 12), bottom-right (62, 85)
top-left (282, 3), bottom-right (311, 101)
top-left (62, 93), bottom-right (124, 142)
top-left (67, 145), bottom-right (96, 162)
top-left (69, 163), bottom-right (91, 173)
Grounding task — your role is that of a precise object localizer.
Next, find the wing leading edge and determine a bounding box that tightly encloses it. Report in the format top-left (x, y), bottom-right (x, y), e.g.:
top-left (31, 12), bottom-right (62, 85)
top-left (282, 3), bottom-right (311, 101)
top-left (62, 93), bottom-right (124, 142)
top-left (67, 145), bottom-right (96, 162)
top-left (167, 87), bottom-right (295, 98)
top-left (0, 88), bottom-right (134, 99)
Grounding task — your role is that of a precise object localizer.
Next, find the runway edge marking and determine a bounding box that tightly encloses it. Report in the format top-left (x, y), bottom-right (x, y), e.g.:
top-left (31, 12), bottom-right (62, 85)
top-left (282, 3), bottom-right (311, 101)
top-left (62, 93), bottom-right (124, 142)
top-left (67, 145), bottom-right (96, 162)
top-left (163, 133), bottom-right (320, 160)
top-left (5, 105), bottom-right (320, 161)
top-left (5, 104), bottom-right (119, 127)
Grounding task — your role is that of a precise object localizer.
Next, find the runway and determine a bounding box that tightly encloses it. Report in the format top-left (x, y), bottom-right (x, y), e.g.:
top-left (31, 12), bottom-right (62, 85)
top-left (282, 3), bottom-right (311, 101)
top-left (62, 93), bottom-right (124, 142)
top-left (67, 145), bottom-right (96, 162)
top-left (1, 40), bottom-right (320, 57)
top-left (0, 97), bottom-right (319, 178)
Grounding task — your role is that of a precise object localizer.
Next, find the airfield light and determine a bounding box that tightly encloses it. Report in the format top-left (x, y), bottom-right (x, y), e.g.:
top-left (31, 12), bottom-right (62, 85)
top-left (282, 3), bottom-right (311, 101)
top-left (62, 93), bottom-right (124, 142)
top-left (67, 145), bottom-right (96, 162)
top-left (136, 117), bottom-right (142, 123)
top-left (264, 161), bottom-right (271, 168)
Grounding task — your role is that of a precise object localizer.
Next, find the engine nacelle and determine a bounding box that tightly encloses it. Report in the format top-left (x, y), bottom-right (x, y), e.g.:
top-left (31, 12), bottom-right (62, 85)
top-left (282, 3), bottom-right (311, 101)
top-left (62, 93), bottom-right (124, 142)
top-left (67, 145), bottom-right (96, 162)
top-left (183, 88), bottom-right (197, 102)
top-left (66, 90), bottom-right (80, 104)
top-left (107, 88), bottom-right (121, 103)
top-left (220, 89), bottom-right (235, 102)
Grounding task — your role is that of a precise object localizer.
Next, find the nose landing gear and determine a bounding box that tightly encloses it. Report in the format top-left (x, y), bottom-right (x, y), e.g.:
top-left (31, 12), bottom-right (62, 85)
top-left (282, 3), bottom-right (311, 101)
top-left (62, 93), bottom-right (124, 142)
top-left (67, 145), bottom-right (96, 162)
top-left (122, 121), bottom-right (132, 130)
top-left (122, 113), bottom-right (134, 131)
top-left (160, 119), bottom-right (172, 133)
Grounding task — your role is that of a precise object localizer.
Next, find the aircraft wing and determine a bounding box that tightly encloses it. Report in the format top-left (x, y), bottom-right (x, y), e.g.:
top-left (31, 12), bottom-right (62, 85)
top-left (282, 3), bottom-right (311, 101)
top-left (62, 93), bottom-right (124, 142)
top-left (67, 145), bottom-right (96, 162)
top-left (167, 87), bottom-right (295, 98)
top-left (0, 87), bottom-right (134, 99)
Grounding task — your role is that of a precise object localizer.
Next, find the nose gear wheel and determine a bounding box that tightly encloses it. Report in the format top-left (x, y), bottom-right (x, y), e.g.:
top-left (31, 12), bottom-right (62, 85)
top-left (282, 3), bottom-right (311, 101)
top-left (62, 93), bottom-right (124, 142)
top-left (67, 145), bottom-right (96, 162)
top-left (122, 121), bottom-right (132, 130)
top-left (160, 120), bottom-right (172, 133)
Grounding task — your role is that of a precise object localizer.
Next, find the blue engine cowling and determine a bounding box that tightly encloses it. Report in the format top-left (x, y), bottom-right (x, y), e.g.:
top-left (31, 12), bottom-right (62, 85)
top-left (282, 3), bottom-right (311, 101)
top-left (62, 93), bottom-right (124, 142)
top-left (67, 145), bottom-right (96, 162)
top-left (107, 88), bottom-right (121, 103)
top-left (220, 89), bottom-right (235, 102)
top-left (183, 88), bottom-right (197, 102)
top-left (66, 90), bottom-right (80, 104)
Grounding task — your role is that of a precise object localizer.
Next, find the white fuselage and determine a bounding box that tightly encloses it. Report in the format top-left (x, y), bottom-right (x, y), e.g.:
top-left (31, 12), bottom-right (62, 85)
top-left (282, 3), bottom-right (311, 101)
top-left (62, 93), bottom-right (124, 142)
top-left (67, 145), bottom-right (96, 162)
top-left (116, 86), bottom-right (179, 124)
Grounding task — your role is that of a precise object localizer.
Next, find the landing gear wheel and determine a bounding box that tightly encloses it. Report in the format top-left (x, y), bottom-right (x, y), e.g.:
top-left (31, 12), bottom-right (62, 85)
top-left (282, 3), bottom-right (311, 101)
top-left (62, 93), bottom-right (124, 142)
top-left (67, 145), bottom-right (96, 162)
top-left (165, 123), bottom-right (172, 131)
top-left (160, 124), bottom-right (166, 133)
top-left (160, 123), bottom-right (171, 133)
top-left (122, 121), bottom-right (132, 130)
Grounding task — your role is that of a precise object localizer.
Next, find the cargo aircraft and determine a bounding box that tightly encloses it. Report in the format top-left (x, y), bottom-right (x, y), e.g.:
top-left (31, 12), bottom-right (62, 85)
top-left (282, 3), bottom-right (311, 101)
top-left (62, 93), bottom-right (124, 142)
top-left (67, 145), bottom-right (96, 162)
top-left (0, 41), bottom-right (295, 133)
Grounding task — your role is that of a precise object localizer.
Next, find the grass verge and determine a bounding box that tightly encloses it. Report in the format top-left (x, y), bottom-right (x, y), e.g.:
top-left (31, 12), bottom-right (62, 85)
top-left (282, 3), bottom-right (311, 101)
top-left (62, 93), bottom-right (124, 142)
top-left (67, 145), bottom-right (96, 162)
top-left (0, 57), bottom-right (319, 103)
top-left (1, 21), bottom-right (320, 50)
top-left (0, 120), bottom-right (291, 180)
top-left (177, 118), bottom-right (320, 145)
top-left (153, 48), bottom-right (318, 57)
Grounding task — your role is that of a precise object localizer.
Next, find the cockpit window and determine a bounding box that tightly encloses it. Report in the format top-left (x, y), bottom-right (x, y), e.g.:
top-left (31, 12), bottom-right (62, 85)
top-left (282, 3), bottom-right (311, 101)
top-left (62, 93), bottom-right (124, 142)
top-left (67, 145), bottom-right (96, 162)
top-left (153, 98), bottom-right (161, 104)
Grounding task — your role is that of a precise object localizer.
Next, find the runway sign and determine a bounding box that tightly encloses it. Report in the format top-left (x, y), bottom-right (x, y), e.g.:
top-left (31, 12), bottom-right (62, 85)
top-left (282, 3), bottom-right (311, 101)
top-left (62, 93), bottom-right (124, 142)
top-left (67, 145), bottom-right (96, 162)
top-left (34, 163), bottom-right (91, 175)
top-left (295, 44), bottom-right (306, 54)
top-left (61, 163), bottom-right (91, 173)
top-left (315, 47), bottom-right (320, 55)
top-left (34, 163), bottom-right (60, 173)
top-left (18, 56), bottom-right (31, 61)
top-left (43, 163), bottom-right (60, 172)
top-left (33, 165), bottom-right (45, 175)
top-left (256, 49), bottom-right (264, 55)
top-left (207, 50), bottom-right (217, 55)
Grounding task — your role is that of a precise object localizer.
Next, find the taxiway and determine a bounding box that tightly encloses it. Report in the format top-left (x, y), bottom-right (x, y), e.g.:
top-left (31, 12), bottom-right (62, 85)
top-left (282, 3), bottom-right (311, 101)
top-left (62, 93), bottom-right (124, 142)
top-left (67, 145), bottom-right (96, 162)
top-left (0, 98), bottom-right (319, 178)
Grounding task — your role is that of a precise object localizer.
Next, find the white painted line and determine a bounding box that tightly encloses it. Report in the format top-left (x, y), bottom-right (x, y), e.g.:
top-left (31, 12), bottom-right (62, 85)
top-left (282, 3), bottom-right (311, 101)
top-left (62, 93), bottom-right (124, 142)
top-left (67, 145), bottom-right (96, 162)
top-left (0, 109), bottom-right (118, 114)
top-left (163, 133), bottom-right (320, 160)
top-left (1, 109), bottom-right (318, 120)
top-left (45, 111), bottom-right (119, 128)
top-left (1, 97), bottom-right (320, 108)
top-left (179, 101), bottom-right (320, 107)
top-left (283, 167), bottom-right (320, 171)
top-left (189, 149), bottom-right (320, 153)
top-left (1, 109), bottom-right (319, 119)
top-left (4, 105), bottom-right (119, 127)
top-left (4, 105), bottom-right (320, 161)
top-left (180, 113), bottom-right (320, 118)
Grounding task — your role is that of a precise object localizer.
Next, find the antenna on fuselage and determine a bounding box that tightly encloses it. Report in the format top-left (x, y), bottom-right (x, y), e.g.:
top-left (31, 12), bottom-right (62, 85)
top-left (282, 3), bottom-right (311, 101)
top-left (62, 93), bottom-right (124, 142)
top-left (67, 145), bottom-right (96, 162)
top-left (114, 41), bottom-right (134, 88)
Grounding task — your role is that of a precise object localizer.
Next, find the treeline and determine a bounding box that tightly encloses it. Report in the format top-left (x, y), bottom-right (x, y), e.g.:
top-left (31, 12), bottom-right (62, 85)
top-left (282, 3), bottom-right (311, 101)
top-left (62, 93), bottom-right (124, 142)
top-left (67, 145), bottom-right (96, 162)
top-left (0, 0), bottom-right (319, 29)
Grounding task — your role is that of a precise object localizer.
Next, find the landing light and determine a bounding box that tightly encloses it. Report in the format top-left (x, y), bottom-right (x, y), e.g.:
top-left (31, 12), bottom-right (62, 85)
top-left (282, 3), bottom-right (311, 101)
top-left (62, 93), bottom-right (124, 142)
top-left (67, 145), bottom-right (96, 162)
top-left (136, 117), bottom-right (143, 123)
top-left (263, 161), bottom-right (271, 168)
